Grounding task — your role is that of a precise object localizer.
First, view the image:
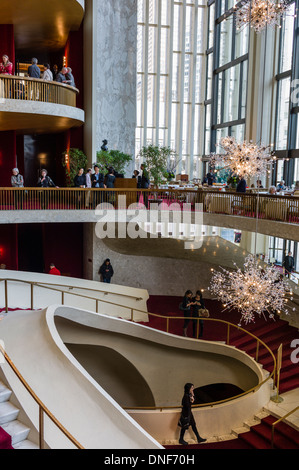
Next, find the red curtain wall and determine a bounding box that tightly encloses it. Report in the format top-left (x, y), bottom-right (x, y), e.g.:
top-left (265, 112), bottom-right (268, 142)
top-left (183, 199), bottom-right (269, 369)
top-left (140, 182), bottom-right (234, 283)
top-left (0, 25), bottom-right (16, 186)
top-left (0, 24), bottom-right (15, 74)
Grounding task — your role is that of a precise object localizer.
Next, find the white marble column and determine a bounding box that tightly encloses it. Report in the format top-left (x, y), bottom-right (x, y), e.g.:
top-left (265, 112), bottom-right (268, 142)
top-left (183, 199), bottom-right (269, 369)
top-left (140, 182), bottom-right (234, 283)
top-left (85, 0), bottom-right (137, 170)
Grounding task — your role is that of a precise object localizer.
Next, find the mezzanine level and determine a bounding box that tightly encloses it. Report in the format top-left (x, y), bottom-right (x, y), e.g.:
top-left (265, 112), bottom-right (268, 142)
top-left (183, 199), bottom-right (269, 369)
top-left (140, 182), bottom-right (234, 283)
top-left (0, 187), bottom-right (298, 242)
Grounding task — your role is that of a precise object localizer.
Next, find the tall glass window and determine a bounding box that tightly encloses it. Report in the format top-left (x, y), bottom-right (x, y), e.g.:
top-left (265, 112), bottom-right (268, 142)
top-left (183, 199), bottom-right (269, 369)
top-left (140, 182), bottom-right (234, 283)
top-left (136, 0), bottom-right (207, 179)
top-left (273, 0), bottom-right (299, 186)
top-left (203, 0), bottom-right (249, 165)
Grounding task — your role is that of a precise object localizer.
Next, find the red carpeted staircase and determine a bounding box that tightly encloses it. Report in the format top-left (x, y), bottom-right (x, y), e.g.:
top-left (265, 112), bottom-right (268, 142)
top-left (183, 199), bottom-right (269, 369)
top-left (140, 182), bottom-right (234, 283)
top-left (146, 296), bottom-right (299, 394)
top-left (0, 427), bottom-right (13, 449)
top-left (165, 414), bottom-right (299, 449)
top-left (147, 295), bottom-right (299, 450)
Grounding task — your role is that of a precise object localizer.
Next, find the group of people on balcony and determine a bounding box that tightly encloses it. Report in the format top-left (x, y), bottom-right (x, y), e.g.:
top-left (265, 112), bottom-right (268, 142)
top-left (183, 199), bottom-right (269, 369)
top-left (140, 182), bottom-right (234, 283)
top-left (0, 55), bottom-right (76, 88)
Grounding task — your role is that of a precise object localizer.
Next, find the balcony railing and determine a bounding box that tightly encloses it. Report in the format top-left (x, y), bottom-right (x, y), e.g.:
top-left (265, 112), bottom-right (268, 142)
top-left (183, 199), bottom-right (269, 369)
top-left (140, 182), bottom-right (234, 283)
top-left (0, 75), bottom-right (79, 107)
top-left (0, 188), bottom-right (299, 224)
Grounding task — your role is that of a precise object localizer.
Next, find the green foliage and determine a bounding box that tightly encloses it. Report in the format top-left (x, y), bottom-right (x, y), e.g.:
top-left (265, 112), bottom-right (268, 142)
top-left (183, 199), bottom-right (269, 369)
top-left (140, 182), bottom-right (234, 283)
top-left (96, 149), bottom-right (133, 175)
top-left (138, 144), bottom-right (177, 187)
top-left (62, 148), bottom-right (88, 187)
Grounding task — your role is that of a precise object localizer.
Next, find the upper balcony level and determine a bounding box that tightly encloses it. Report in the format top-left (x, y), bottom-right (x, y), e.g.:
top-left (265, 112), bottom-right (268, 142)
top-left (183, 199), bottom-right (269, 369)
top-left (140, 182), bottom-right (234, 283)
top-left (0, 0), bottom-right (84, 52)
top-left (0, 75), bottom-right (84, 134)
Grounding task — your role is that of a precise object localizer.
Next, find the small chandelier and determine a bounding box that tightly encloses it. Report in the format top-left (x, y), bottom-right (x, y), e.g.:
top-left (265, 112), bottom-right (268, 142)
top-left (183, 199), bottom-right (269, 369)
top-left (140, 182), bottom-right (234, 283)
top-left (209, 255), bottom-right (295, 324)
top-left (235, 0), bottom-right (291, 33)
top-left (210, 136), bottom-right (274, 179)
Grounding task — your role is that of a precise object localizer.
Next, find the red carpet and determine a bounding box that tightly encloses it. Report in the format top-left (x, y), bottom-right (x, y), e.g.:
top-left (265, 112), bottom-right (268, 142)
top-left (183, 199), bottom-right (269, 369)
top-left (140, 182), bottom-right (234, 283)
top-left (145, 296), bottom-right (299, 394)
top-left (0, 427), bottom-right (13, 449)
top-left (165, 415), bottom-right (299, 449)
top-left (146, 296), bottom-right (299, 450)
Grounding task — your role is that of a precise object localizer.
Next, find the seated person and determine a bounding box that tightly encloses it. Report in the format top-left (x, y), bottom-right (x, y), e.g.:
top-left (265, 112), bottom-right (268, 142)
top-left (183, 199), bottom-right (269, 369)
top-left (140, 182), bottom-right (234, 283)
top-left (268, 186), bottom-right (277, 195)
top-left (277, 180), bottom-right (286, 191)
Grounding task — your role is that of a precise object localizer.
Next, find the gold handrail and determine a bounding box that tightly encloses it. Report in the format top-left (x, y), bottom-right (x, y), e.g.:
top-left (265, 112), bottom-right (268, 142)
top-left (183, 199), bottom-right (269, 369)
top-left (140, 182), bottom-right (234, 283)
top-left (0, 187), bottom-right (298, 226)
top-left (124, 315), bottom-right (277, 411)
top-left (0, 278), bottom-right (277, 414)
top-left (0, 343), bottom-right (84, 449)
top-left (0, 75), bottom-right (79, 107)
top-left (271, 406), bottom-right (299, 449)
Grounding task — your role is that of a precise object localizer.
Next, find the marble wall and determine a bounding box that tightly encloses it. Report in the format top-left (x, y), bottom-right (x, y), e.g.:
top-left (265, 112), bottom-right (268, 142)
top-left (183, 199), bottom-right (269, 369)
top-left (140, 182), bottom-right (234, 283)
top-left (93, 0), bottom-right (137, 171)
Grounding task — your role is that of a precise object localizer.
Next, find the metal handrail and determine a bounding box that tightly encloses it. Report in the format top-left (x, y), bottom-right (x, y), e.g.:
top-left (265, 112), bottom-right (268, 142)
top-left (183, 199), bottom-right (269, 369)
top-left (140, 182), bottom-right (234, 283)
top-left (124, 314), bottom-right (277, 411)
top-left (0, 187), bottom-right (298, 226)
top-left (0, 75), bottom-right (79, 107)
top-left (0, 278), bottom-right (278, 415)
top-left (0, 343), bottom-right (83, 449)
top-left (271, 406), bottom-right (299, 449)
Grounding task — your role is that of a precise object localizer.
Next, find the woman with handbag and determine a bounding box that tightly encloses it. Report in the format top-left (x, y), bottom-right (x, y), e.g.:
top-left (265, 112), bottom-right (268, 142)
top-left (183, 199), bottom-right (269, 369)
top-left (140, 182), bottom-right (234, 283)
top-left (192, 290), bottom-right (209, 338)
top-left (178, 383), bottom-right (206, 445)
top-left (180, 290), bottom-right (195, 337)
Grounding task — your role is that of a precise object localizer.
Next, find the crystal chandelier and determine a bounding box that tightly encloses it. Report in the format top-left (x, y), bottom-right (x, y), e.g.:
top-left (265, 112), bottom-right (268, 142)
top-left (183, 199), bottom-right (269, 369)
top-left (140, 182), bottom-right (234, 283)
top-left (209, 255), bottom-right (295, 325)
top-left (235, 0), bottom-right (291, 33)
top-left (210, 136), bottom-right (274, 179)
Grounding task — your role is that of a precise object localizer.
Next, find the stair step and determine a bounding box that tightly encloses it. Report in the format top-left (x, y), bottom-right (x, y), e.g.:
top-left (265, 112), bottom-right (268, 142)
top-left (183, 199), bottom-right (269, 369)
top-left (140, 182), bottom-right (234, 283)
top-left (13, 439), bottom-right (39, 450)
top-left (0, 382), bottom-right (12, 403)
top-left (238, 429), bottom-right (272, 449)
top-left (1, 419), bottom-right (30, 445)
top-left (0, 401), bottom-right (19, 425)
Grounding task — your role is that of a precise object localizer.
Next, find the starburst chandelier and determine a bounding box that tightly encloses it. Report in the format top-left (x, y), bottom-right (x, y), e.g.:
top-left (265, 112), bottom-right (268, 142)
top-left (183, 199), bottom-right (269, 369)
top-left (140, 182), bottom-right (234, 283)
top-left (209, 255), bottom-right (295, 324)
top-left (235, 0), bottom-right (291, 33)
top-left (210, 136), bottom-right (274, 179)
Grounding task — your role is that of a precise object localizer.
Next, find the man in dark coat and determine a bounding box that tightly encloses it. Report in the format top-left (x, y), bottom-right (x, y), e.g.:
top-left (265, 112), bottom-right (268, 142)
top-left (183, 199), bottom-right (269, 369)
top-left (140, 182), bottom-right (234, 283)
top-left (283, 252), bottom-right (295, 278)
top-left (236, 177), bottom-right (246, 193)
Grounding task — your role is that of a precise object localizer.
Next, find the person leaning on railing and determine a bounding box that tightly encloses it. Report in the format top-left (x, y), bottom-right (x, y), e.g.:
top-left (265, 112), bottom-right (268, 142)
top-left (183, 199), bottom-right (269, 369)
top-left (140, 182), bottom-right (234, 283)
top-left (37, 169), bottom-right (59, 209)
top-left (11, 168), bottom-right (24, 209)
top-left (0, 55), bottom-right (13, 75)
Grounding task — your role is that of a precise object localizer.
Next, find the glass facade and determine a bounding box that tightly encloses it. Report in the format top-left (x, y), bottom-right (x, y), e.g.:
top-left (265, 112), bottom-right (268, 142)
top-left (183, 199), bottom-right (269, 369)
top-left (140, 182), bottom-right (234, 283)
top-left (136, 0), bottom-right (299, 183)
top-left (273, 0), bottom-right (299, 186)
top-left (136, 0), bottom-right (206, 179)
top-left (203, 0), bottom-right (249, 175)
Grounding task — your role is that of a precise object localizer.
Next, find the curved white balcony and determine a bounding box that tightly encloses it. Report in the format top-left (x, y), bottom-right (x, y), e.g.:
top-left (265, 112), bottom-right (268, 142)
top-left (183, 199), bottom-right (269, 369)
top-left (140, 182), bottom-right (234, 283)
top-left (0, 76), bottom-right (84, 133)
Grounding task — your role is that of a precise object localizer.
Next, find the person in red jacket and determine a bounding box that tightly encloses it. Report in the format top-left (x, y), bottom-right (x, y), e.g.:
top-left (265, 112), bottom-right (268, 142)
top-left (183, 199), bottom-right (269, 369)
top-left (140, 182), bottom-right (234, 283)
top-left (48, 263), bottom-right (61, 276)
top-left (0, 55), bottom-right (13, 75)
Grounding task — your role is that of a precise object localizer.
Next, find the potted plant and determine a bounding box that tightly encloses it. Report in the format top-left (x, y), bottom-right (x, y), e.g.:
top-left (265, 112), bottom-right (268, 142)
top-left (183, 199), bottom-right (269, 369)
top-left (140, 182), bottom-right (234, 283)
top-left (62, 148), bottom-right (88, 187)
top-left (96, 149), bottom-right (133, 176)
top-left (138, 144), bottom-right (177, 188)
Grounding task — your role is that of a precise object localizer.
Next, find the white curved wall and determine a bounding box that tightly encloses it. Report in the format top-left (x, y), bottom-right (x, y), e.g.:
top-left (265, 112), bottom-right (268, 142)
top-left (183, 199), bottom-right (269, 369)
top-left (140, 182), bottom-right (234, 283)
top-left (0, 303), bottom-right (272, 447)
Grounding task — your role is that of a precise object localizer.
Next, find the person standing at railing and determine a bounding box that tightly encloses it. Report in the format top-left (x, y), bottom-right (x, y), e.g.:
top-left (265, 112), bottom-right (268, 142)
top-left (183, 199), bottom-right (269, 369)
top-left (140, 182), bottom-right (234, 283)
top-left (191, 290), bottom-right (207, 339)
top-left (140, 163), bottom-right (149, 208)
top-left (0, 55), bottom-right (13, 75)
top-left (180, 290), bottom-right (195, 337)
top-left (105, 167), bottom-right (115, 205)
top-left (55, 67), bottom-right (68, 84)
top-left (236, 177), bottom-right (247, 193)
top-left (42, 64), bottom-right (53, 81)
top-left (283, 251), bottom-right (295, 279)
top-left (91, 165), bottom-right (106, 208)
top-left (65, 67), bottom-right (76, 88)
top-left (74, 168), bottom-right (86, 209)
top-left (37, 169), bottom-right (58, 209)
top-left (28, 58), bottom-right (40, 78)
top-left (178, 383), bottom-right (206, 446)
top-left (11, 168), bottom-right (24, 209)
top-left (85, 168), bottom-right (92, 208)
